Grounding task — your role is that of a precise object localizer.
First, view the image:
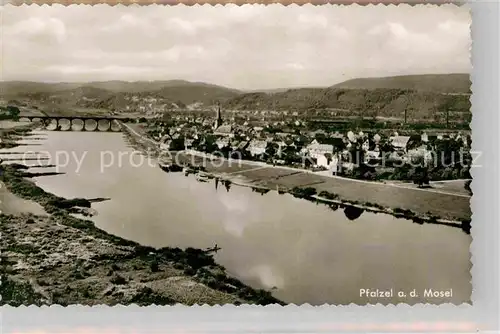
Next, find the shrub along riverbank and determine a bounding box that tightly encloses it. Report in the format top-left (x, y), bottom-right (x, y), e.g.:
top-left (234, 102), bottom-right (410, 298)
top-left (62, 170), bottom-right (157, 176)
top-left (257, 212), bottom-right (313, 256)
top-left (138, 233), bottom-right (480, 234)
top-left (289, 187), bottom-right (471, 234)
top-left (0, 162), bottom-right (283, 306)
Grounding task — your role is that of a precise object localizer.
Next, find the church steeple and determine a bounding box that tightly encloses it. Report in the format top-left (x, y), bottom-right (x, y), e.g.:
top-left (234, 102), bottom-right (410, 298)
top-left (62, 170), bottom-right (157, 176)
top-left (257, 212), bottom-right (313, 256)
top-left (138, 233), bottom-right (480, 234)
top-left (214, 101), bottom-right (222, 130)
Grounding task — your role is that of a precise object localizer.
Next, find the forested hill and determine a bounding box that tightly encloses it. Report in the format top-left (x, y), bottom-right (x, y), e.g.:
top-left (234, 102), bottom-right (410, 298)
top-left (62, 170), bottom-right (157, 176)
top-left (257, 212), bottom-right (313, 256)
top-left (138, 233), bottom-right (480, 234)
top-left (1, 74), bottom-right (471, 121)
top-left (331, 74), bottom-right (471, 94)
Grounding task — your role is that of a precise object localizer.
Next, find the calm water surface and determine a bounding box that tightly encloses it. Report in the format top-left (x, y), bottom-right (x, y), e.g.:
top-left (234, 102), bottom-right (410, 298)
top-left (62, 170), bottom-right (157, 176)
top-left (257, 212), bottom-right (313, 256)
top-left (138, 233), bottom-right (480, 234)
top-left (0, 129), bottom-right (472, 305)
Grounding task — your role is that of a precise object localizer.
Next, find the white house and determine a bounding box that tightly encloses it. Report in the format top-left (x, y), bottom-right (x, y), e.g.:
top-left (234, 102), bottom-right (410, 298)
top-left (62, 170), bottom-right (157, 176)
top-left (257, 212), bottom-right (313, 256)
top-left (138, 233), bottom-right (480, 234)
top-left (390, 135), bottom-right (411, 152)
top-left (316, 153), bottom-right (340, 174)
top-left (317, 153), bottom-right (331, 168)
top-left (306, 139), bottom-right (334, 159)
top-left (214, 125), bottom-right (234, 138)
top-left (216, 137), bottom-right (230, 149)
top-left (248, 140), bottom-right (268, 156)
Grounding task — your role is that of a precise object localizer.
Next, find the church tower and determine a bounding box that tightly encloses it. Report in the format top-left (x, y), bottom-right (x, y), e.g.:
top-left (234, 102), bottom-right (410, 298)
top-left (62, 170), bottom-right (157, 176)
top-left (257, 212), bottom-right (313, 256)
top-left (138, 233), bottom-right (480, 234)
top-left (214, 102), bottom-right (222, 130)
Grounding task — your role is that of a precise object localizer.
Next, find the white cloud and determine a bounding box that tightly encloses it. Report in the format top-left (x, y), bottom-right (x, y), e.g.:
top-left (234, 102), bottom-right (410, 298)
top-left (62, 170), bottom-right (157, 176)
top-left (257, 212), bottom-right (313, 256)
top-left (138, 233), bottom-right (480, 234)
top-left (6, 17), bottom-right (66, 44)
top-left (165, 18), bottom-right (214, 35)
top-left (2, 4), bottom-right (471, 90)
top-left (286, 63), bottom-right (305, 71)
top-left (44, 65), bottom-right (159, 76)
top-left (298, 13), bottom-right (329, 29)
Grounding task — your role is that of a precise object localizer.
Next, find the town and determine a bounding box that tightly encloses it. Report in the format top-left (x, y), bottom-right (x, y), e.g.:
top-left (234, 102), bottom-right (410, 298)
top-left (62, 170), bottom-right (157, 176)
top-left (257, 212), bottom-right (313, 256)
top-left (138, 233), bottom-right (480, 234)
top-left (137, 102), bottom-right (472, 191)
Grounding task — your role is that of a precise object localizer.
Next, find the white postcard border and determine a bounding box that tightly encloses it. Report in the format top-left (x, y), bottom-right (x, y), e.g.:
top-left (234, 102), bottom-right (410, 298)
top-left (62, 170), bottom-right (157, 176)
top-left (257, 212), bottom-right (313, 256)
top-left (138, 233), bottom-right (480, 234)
top-left (1, 1), bottom-right (498, 333)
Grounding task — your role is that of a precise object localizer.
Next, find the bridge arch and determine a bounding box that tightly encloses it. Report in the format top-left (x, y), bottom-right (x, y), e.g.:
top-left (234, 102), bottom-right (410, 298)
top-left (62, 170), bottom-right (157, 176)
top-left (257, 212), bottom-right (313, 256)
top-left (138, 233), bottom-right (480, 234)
top-left (43, 118), bottom-right (59, 130)
top-left (97, 119), bottom-right (112, 132)
top-left (110, 120), bottom-right (121, 132)
top-left (70, 118), bottom-right (85, 131)
top-left (18, 117), bottom-right (31, 122)
top-left (83, 119), bottom-right (98, 131)
top-left (57, 118), bottom-right (72, 131)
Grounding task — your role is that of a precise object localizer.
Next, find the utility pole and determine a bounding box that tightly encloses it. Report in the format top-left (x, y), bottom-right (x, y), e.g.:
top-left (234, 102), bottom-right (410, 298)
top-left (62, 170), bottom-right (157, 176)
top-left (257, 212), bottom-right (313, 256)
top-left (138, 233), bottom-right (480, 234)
top-left (403, 93), bottom-right (414, 126)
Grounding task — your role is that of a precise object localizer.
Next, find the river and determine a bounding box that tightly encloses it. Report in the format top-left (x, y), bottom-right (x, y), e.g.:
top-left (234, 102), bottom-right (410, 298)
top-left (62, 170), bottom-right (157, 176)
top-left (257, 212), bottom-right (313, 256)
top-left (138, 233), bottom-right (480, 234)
top-left (0, 128), bottom-right (472, 305)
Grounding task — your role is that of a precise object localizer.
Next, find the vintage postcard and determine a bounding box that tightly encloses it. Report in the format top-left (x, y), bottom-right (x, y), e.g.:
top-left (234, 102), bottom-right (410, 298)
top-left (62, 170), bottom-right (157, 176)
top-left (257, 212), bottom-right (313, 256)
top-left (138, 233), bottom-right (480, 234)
top-left (0, 4), bottom-right (472, 307)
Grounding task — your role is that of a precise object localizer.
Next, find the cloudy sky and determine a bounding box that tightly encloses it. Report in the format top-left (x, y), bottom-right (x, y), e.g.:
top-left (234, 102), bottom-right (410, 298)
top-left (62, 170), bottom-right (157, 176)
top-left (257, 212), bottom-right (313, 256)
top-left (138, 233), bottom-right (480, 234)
top-left (1, 4), bottom-right (470, 90)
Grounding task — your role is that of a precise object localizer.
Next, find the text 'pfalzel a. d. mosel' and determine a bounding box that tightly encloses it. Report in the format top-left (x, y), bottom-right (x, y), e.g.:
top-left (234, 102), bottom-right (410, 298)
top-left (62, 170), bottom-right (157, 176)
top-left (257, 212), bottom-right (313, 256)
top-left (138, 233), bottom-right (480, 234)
top-left (0, 4), bottom-right (472, 306)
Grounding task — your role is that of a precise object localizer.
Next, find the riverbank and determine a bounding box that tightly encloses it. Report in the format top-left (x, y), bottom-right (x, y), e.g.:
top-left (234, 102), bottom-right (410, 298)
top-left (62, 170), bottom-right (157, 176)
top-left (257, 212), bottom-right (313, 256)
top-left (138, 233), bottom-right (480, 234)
top-left (0, 138), bottom-right (283, 306)
top-left (120, 122), bottom-right (471, 226)
top-left (0, 121), bottom-right (40, 149)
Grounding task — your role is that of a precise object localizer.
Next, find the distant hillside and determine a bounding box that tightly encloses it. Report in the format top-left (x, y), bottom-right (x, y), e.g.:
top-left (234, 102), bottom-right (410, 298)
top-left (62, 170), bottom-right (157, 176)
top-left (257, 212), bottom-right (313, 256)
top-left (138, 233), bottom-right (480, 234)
top-left (0, 75), bottom-right (472, 120)
top-left (75, 83), bottom-right (240, 110)
top-left (85, 80), bottom-right (241, 95)
top-left (1, 80), bottom-right (241, 111)
top-left (0, 80), bottom-right (241, 96)
top-left (331, 74), bottom-right (471, 94)
top-left (224, 87), bottom-right (471, 121)
top-left (0, 81), bottom-right (84, 95)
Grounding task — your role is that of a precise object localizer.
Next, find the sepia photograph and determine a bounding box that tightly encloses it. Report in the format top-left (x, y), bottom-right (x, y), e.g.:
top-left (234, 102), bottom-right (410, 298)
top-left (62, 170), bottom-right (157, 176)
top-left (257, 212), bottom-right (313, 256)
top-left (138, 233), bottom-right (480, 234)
top-left (0, 4), bottom-right (472, 306)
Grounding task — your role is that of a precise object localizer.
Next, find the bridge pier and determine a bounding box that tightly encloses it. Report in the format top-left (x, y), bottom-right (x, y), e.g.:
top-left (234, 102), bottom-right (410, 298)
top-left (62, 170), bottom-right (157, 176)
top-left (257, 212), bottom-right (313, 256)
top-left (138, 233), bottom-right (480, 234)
top-left (54, 118), bottom-right (61, 131)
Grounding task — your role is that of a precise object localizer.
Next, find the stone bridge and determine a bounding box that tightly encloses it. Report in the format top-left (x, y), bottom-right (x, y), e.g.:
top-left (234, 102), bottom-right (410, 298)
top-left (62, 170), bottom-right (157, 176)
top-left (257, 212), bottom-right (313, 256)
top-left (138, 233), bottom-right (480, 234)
top-left (17, 114), bottom-right (133, 132)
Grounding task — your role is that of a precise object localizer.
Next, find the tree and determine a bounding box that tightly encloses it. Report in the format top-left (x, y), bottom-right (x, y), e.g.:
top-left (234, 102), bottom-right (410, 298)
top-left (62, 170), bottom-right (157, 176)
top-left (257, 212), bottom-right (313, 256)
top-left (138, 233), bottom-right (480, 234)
top-left (347, 138), bottom-right (367, 178)
top-left (393, 162), bottom-right (412, 180)
top-left (170, 138), bottom-right (185, 151)
top-left (196, 135), bottom-right (218, 153)
top-left (1, 106), bottom-right (20, 120)
top-left (7, 106), bottom-right (20, 118)
top-left (378, 138), bottom-right (394, 155)
top-left (412, 166), bottom-right (430, 187)
top-left (265, 143), bottom-right (279, 160)
top-left (220, 145), bottom-right (232, 158)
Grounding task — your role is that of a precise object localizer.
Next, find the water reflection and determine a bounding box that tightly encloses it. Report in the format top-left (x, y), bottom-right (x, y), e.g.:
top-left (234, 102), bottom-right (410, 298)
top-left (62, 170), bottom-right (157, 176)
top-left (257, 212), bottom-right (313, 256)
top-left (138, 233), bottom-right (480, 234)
top-left (328, 203), bottom-right (339, 211)
top-left (252, 187), bottom-right (271, 196)
top-left (343, 206), bottom-right (365, 221)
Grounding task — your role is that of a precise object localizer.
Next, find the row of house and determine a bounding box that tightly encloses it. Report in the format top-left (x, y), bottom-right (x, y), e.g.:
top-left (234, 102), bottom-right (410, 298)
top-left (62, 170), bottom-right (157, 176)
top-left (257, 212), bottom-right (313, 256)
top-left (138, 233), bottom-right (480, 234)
top-left (158, 111), bottom-right (471, 174)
